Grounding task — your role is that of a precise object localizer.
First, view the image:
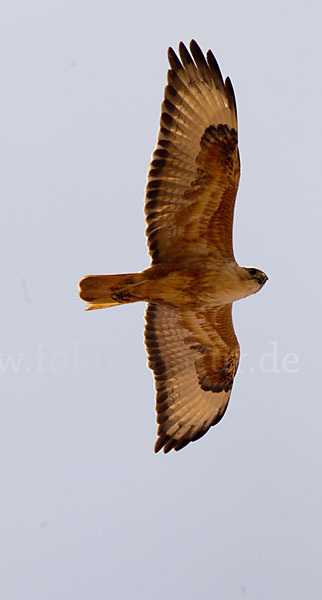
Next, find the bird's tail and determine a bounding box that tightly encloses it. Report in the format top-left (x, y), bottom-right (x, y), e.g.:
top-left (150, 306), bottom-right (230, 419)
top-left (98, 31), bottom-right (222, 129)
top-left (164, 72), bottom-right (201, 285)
top-left (79, 272), bottom-right (145, 311)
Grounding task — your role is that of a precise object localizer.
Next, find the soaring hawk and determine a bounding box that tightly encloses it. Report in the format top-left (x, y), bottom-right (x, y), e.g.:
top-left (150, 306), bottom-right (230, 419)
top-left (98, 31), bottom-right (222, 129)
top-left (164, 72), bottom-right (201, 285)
top-left (79, 41), bottom-right (268, 453)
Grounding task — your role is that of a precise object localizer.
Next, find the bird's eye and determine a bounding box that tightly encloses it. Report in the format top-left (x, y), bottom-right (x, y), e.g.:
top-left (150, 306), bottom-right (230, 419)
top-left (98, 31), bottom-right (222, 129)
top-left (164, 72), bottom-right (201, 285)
top-left (248, 268), bottom-right (257, 276)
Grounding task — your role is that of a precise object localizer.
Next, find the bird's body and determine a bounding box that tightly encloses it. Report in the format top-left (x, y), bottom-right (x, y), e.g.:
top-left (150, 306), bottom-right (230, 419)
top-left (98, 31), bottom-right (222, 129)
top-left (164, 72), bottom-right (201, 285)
top-left (79, 40), bottom-right (268, 453)
top-left (81, 260), bottom-right (264, 310)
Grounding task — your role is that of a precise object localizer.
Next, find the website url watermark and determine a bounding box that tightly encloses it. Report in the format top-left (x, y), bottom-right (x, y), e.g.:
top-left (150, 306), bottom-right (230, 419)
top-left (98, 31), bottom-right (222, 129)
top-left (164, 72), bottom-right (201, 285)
top-left (0, 341), bottom-right (299, 375)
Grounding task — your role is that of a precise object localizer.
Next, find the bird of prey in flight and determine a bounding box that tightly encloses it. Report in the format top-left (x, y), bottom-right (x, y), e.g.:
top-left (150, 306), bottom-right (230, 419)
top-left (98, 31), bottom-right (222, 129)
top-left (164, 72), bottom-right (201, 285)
top-left (79, 40), bottom-right (268, 453)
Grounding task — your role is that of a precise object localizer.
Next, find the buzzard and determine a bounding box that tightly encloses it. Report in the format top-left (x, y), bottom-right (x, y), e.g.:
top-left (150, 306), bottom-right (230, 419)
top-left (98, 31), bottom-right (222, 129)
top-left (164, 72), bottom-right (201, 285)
top-left (79, 40), bottom-right (268, 453)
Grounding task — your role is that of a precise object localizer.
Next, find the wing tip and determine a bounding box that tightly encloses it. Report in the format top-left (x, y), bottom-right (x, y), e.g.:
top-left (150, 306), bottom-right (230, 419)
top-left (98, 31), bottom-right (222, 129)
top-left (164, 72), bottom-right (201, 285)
top-left (154, 427), bottom-right (210, 454)
top-left (166, 40), bottom-right (236, 123)
top-left (225, 76), bottom-right (238, 119)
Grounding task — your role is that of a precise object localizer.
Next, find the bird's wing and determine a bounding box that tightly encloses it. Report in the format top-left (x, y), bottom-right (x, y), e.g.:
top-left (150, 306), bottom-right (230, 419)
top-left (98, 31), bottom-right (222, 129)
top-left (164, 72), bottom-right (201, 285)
top-left (145, 40), bottom-right (240, 265)
top-left (144, 302), bottom-right (240, 453)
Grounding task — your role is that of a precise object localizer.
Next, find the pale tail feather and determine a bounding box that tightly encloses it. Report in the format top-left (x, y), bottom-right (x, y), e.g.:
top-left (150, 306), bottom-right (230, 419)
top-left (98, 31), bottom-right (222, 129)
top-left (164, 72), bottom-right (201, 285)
top-left (79, 273), bottom-right (145, 310)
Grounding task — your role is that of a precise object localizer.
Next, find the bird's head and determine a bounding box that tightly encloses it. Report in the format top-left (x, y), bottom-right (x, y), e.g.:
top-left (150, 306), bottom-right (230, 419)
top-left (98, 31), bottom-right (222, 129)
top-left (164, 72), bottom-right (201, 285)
top-left (241, 267), bottom-right (268, 295)
top-left (216, 263), bottom-right (268, 303)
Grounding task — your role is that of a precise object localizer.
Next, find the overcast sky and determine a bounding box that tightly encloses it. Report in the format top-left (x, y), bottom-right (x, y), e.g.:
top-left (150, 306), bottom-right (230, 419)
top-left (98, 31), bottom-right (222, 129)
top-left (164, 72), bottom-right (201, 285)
top-left (1, 1), bottom-right (322, 599)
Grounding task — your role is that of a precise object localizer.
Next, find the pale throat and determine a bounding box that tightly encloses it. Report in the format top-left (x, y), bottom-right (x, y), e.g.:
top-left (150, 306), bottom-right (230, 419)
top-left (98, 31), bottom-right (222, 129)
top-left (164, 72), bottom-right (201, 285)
top-left (213, 265), bottom-right (254, 304)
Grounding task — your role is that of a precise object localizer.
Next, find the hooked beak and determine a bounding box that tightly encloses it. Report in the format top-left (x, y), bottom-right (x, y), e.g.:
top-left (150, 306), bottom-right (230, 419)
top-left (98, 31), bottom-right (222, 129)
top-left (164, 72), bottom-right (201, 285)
top-left (257, 273), bottom-right (268, 285)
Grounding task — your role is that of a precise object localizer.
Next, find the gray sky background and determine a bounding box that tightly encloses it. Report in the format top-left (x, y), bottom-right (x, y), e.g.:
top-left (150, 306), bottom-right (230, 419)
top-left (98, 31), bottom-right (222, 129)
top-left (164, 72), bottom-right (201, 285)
top-left (1, 1), bottom-right (322, 598)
